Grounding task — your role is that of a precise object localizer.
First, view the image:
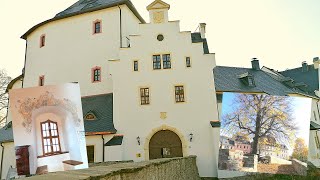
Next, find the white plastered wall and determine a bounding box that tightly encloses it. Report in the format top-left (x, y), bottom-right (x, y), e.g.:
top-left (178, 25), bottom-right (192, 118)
top-left (109, 13), bottom-right (218, 176)
top-left (23, 5), bottom-right (141, 97)
top-left (0, 142), bottom-right (15, 179)
top-left (308, 99), bottom-right (320, 167)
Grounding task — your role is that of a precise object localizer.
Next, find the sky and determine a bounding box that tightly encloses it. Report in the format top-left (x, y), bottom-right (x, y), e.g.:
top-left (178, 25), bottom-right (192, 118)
top-left (0, 0), bottom-right (320, 78)
top-left (220, 92), bottom-right (312, 152)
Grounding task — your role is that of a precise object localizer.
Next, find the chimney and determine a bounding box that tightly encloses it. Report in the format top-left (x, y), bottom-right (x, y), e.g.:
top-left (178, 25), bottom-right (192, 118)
top-left (313, 57), bottom-right (319, 69)
top-left (251, 58), bottom-right (260, 70)
top-left (199, 23), bottom-right (206, 39)
top-left (302, 61), bottom-right (308, 72)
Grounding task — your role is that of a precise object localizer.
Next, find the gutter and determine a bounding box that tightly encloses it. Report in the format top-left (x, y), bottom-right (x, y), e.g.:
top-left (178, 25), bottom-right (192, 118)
top-left (22, 40), bottom-right (28, 88)
top-left (101, 135), bottom-right (105, 162)
top-left (118, 5), bottom-right (122, 48)
top-left (0, 143), bottom-right (4, 180)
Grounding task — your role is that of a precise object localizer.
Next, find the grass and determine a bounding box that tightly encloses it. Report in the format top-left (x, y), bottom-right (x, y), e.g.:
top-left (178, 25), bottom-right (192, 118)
top-left (218, 163), bottom-right (320, 180)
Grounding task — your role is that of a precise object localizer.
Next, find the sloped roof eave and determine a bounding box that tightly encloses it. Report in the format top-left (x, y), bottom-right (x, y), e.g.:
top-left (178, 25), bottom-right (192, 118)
top-left (6, 74), bottom-right (23, 93)
top-left (21, 0), bottom-right (146, 40)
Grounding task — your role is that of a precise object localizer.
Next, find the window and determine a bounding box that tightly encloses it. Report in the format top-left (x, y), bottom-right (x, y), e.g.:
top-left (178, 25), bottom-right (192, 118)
top-left (152, 54), bottom-right (172, 70)
top-left (85, 112), bottom-right (96, 120)
top-left (40, 35), bottom-right (45, 47)
top-left (248, 76), bottom-right (255, 86)
top-left (39, 75), bottom-right (45, 86)
top-left (153, 55), bottom-right (161, 70)
top-left (93, 20), bottom-right (102, 34)
top-left (41, 120), bottom-right (61, 155)
top-left (140, 88), bottom-right (150, 105)
top-left (186, 57), bottom-right (191, 67)
top-left (92, 67), bottom-right (101, 82)
top-left (316, 131), bottom-right (320, 149)
top-left (162, 54), bottom-right (171, 69)
top-left (133, 61), bottom-right (139, 71)
top-left (175, 86), bottom-right (185, 103)
top-left (157, 34), bottom-right (164, 41)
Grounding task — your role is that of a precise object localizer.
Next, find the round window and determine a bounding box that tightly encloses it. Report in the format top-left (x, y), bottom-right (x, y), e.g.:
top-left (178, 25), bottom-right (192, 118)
top-left (157, 34), bottom-right (164, 41)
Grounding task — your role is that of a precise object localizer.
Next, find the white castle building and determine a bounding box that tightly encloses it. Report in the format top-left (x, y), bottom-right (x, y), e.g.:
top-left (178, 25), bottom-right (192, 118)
top-left (1, 0), bottom-right (320, 179)
top-left (0, 0), bottom-right (220, 178)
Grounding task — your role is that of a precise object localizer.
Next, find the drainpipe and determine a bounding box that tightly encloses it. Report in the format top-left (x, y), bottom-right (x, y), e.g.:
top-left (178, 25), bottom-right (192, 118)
top-left (22, 40), bottom-right (28, 88)
top-left (4, 97), bottom-right (9, 124)
top-left (0, 142), bottom-right (4, 179)
top-left (317, 100), bottom-right (320, 120)
top-left (117, 5), bottom-right (122, 48)
top-left (101, 135), bottom-right (105, 162)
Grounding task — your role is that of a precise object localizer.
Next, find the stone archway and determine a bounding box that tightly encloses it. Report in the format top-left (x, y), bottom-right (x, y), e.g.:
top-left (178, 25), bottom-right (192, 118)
top-left (149, 130), bottom-right (183, 159)
top-left (144, 125), bottom-right (188, 160)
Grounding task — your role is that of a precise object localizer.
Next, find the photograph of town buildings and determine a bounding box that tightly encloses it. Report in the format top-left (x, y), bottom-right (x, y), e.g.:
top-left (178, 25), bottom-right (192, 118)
top-left (218, 92), bottom-right (312, 176)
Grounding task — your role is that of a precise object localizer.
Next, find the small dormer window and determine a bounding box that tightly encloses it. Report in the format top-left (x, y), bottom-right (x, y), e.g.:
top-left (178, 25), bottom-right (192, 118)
top-left (85, 112), bottom-right (96, 120)
top-left (248, 76), bottom-right (255, 86)
top-left (238, 72), bottom-right (255, 87)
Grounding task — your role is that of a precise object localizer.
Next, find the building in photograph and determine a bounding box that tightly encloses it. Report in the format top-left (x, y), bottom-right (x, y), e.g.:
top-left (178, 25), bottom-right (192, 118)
top-left (220, 136), bottom-right (251, 155)
top-left (262, 58), bottom-right (320, 167)
top-left (214, 58), bottom-right (320, 168)
top-left (258, 136), bottom-right (289, 160)
top-left (0, 0), bottom-right (219, 178)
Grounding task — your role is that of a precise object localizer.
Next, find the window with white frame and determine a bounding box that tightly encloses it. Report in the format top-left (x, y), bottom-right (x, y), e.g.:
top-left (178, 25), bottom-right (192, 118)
top-left (152, 54), bottom-right (171, 70)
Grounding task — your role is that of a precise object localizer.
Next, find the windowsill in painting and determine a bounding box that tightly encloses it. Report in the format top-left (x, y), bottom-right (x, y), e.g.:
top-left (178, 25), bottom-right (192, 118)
top-left (37, 151), bottom-right (69, 158)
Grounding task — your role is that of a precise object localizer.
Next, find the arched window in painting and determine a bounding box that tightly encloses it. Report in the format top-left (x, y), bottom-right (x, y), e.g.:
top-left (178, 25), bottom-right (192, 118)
top-left (41, 120), bottom-right (61, 155)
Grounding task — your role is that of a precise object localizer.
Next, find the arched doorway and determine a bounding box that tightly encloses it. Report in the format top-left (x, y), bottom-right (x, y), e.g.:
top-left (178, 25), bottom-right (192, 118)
top-left (149, 130), bottom-right (183, 160)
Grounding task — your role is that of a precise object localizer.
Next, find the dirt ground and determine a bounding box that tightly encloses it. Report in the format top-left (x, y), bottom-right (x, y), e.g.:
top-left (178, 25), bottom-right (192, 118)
top-left (258, 163), bottom-right (299, 175)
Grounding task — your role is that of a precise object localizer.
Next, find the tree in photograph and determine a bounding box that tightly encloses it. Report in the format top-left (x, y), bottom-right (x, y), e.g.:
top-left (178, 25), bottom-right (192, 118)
top-left (222, 94), bottom-right (297, 154)
top-left (232, 131), bottom-right (250, 142)
top-left (0, 69), bottom-right (12, 127)
top-left (292, 138), bottom-right (308, 162)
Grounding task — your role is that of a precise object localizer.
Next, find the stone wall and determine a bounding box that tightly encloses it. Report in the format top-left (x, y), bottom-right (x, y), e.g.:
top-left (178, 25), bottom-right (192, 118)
top-left (242, 154), bottom-right (257, 172)
top-left (269, 156), bottom-right (291, 165)
top-left (218, 149), bottom-right (243, 171)
top-left (22, 156), bottom-right (201, 180)
top-left (292, 159), bottom-right (307, 176)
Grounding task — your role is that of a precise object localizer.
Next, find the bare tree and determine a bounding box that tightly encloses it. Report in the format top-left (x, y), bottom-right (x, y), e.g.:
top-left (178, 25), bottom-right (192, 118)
top-left (222, 94), bottom-right (297, 154)
top-left (0, 69), bottom-right (11, 127)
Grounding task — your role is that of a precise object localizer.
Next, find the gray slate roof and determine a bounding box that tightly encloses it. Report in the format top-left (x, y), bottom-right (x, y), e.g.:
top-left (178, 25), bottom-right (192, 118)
top-left (214, 66), bottom-right (313, 97)
top-left (0, 122), bottom-right (13, 143)
top-left (105, 135), bottom-right (123, 146)
top-left (280, 64), bottom-right (318, 96)
top-left (82, 93), bottom-right (117, 134)
top-left (191, 33), bottom-right (209, 54)
top-left (21, 0), bottom-right (145, 39)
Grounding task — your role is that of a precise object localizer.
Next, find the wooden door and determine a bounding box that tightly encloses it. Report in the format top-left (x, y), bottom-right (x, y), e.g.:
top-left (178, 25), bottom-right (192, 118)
top-left (149, 130), bottom-right (183, 160)
top-left (15, 145), bottom-right (30, 176)
top-left (86, 146), bottom-right (95, 163)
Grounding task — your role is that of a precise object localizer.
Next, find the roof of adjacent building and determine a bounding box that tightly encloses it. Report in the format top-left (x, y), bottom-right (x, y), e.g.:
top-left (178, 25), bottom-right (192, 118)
top-left (0, 122), bottom-right (13, 143)
top-left (310, 121), bottom-right (320, 130)
top-left (21, 0), bottom-right (145, 39)
top-left (214, 66), bottom-right (316, 98)
top-left (105, 135), bottom-right (123, 146)
top-left (0, 93), bottom-right (116, 143)
top-left (82, 93), bottom-right (117, 135)
top-left (5, 74), bottom-right (23, 93)
top-left (191, 33), bottom-right (209, 54)
top-left (280, 64), bottom-right (318, 96)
